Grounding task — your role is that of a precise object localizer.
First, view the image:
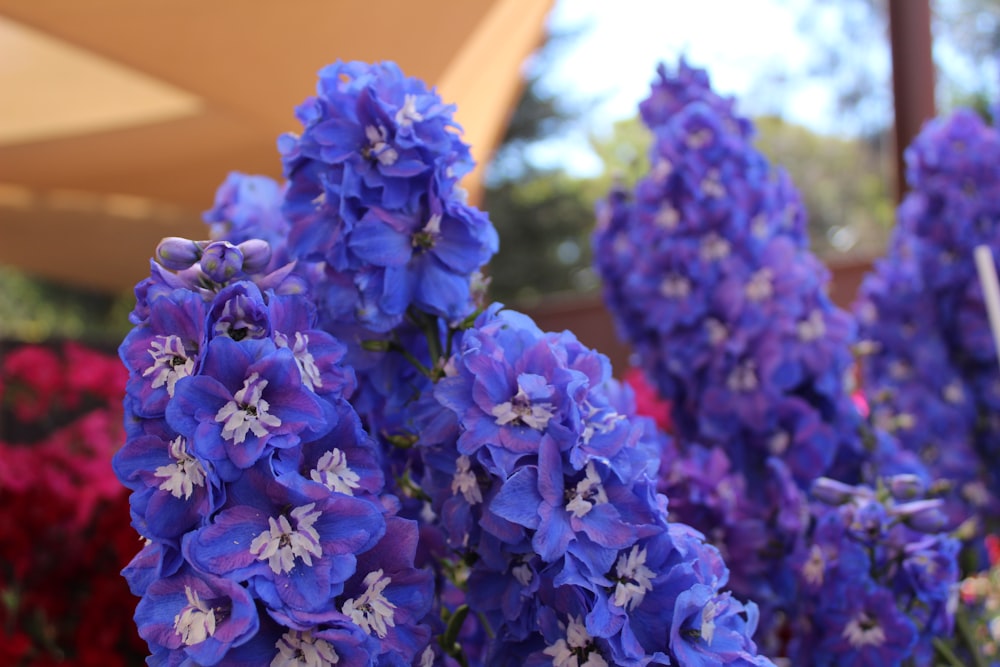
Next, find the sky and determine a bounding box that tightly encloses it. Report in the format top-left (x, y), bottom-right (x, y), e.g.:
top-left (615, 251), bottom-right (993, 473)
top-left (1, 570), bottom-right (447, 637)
top-left (527, 0), bottom-right (891, 175)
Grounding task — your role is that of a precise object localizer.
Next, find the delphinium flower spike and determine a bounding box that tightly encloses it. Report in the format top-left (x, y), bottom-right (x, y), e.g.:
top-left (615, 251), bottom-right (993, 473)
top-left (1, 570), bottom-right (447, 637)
top-left (855, 109), bottom-right (1000, 550)
top-left (592, 58), bottom-right (948, 661)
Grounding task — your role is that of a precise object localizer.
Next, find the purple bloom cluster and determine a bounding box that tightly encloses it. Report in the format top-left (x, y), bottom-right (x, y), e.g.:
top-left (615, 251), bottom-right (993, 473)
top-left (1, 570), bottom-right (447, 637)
top-left (855, 109), bottom-right (1000, 539)
top-left (278, 60), bottom-right (499, 334)
top-left (409, 305), bottom-right (775, 666)
top-left (114, 242), bottom-right (435, 666)
top-left (591, 59), bottom-right (958, 665)
top-left (592, 59), bottom-right (869, 607)
top-left (116, 59), bottom-right (782, 667)
top-left (594, 59), bottom-right (857, 468)
top-left (787, 476), bottom-right (959, 666)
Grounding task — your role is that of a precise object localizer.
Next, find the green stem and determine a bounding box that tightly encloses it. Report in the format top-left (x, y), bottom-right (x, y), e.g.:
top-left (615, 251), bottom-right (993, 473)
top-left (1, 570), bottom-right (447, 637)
top-left (389, 340), bottom-right (434, 378)
top-left (933, 637), bottom-right (967, 667)
top-left (408, 308), bottom-right (444, 370)
top-left (956, 609), bottom-right (988, 667)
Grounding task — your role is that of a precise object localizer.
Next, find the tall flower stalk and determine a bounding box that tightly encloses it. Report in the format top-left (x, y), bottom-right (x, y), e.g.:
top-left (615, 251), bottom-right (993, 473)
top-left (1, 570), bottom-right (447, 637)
top-left (592, 59), bottom-right (957, 665)
top-left (855, 109), bottom-right (1000, 556)
top-left (115, 60), bottom-right (775, 666)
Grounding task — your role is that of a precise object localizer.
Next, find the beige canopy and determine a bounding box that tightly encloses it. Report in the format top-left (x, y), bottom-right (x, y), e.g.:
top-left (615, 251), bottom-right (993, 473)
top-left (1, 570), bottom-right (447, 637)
top-left (0, 0), bottom-right (553, 292)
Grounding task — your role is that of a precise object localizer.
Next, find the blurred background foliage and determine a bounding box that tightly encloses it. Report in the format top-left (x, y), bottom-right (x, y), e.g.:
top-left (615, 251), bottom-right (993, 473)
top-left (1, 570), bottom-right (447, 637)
top-left (3, 0), bottom-right (1000, 339)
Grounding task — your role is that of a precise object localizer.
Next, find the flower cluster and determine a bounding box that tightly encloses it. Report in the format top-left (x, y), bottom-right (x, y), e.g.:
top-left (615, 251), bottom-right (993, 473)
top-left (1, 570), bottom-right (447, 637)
top-left (0, 342), bottom-right (144, 666)
top-left (409, 305), bottom-right (774, 666)
top-left (115, 59), bottom-right (780, 666)
top-left (279, 60), bottom-right (498, 334)
top-left (592, 60), bottom-right (959, 667)
top-left (592, 58), bottom-right (878, 615)
top-left (114, 241), bottom-right (435, 665)
top-left (787, 476), bottom-right (959, 666)
top-left (855, 109), bottom-right (1000, 542)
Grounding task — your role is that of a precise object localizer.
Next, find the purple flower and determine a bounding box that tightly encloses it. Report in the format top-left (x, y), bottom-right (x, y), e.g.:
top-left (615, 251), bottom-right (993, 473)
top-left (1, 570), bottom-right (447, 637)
top-left (113, 427), bottom-right (220, 542)
top-left (135, 565), bottom-right (259, 665)
top-left (816, 587), bottom-right (917, 667)
top-left (280, 60), bottom-right (497, 332)
top-left (167, 337), bottom-right (331, 475)
top-left (121, 288), bottom-right (207, 418)
top-left (183, 461), bottom-right (385, 618)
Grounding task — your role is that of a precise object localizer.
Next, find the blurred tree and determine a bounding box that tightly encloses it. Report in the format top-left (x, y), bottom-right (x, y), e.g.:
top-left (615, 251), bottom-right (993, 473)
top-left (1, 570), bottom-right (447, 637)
top-left (753, 116), bottom-right (895, 258)
top-left (0, 265), bottom-right (132, 344)
top-left (483, 27), bottom-right (603, 303)
top-left (772, 0), bottom-right (1000, 130)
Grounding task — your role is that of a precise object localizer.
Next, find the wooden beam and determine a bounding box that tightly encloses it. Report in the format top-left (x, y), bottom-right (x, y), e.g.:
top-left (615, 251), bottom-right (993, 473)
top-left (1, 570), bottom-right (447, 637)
top-left (888, 0), bottom-right (936, 201)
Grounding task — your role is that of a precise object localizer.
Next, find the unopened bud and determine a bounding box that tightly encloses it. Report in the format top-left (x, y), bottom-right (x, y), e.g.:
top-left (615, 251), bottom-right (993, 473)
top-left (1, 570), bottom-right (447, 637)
top-left (200, 241), bottom-right (244, 282)
top-left (886, 474), bottom-right (926, 501)
top-left (892, 498), bottom-right (947, 533)
top-left (811, 477), bottom-right (858, 505)
top-left (155, 237), bottom-right (202, 270)
top-left (238, 239), bottom-right (272, 273)
top-left (361, 339), bottom-right (391, 352)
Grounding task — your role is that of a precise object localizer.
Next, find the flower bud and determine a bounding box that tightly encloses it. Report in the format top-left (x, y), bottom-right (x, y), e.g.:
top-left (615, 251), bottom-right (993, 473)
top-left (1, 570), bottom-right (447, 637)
top-left (811, 477), bottom-right (858, 505)
top-left (155, 237), bottom-right (202, 270)
top-left (361, 339), bottom-right (391, 352)
top-left (200, 242), bottom-right (244, 282)
top-left (886, 474), bottom-right (926, 501)
top-left (237, 239), bottom-right (272, 273)
top-left (891, 498), bottom-right (947, 533)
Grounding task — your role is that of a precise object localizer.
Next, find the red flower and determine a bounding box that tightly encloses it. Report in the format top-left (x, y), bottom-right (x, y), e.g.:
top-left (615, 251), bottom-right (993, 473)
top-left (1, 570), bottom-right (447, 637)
top-left (624, 366), bottom-right (673, 433)
top-left (0, 342), bottom-right (144, 664)
top-left (3, 345), bottom-right (63, 422)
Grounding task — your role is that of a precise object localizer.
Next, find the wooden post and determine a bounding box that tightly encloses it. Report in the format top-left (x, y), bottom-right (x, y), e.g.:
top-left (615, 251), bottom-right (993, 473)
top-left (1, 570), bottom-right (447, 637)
top-left (888, 0), bottom-right (936, 201)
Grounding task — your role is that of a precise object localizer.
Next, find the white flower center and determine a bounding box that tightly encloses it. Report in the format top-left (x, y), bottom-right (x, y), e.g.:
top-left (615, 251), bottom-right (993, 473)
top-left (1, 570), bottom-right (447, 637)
top-left (700, 169), bottom-right (725, 198)
top-left (272, 630), bottom-right (340, 667)
top-left (215, 372), bottom-right (282, 444)
top-left (706, 318), bottom-right (728, 345)
top-left (612, 546), bottom-right (655, 610)
top-left (154, 436), bottom-right (207, 500)
top-left (249, 503), bottom-right (323, 575)
top-left (889, 360), bottom-right (912, 380)
top-left (173, 585), bottom-right (217, 646)
top-left (213, 297), bottom-right (263, 340)
top-left (659, 274), bottom-right (691, 299)
top-left (451, 455), bottom-right (482, 504)
top-left (143, 335), bottom-right (194, 396)
top-left (655, 203), bottom-right (680, 229)
top-left (651, 158), bottom-right (673, 183)
top-left (543, 615), bottom-right (607, 667)
top-left (751, 213), bottom-right (769, 238)
top-left (566, 462), bottom-right (608, 519)
top-left (797, 310), bottom-right (826, 342)
top-left (342, 569), bottom-right (396, 639)
top-left (310, 449), bottom-right (361, 495)
top-left (686, 128), bottom-right (713, 149)
top-left (700, 233), bottom-right (731, 261)
top-left (395, 94), bottom-right (424, 127)
top-left (768, 430), bottom-right (790, 455)
top-left (745, 268), bottom-right (773, 301)
top-left (726, 361), bottom-right (758, 392)
top-left (492, 382), bottom-right (557, 430)
top-left (801, 544), bottom-right (826, 586)
top-left (842, 612), bottom-right (886, 648)
top-left (580, 401), bottom-right (625, 445)
top-left (364, 125), bottom-right (398, 166)
top-left (275, 331), bottom-right (323, 391)
top-left (943, 381), bottom-right (964, 404)
top-left (512, 562), bottom-right (534, 587)
top-left (701, 598), bottom-right (720, 646)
